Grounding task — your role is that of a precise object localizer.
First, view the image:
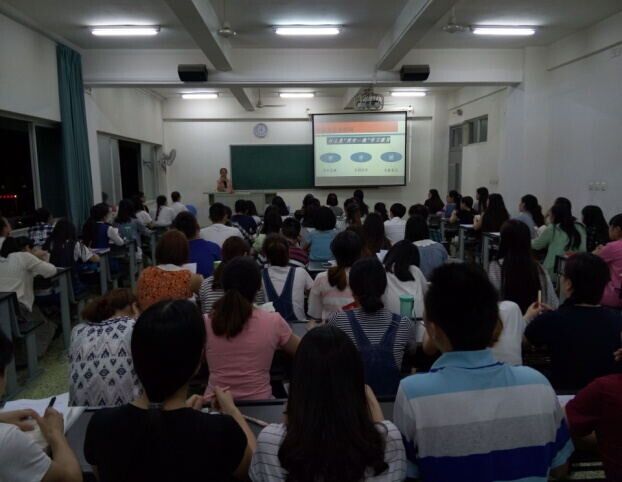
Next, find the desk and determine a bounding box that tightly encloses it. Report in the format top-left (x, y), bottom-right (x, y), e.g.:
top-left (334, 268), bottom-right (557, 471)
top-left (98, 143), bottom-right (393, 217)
top-left (92, 249), bottom-right (110, 295)
top-left (307, 260), bottom-right (333, 273)
top-left (47, 267), bottom-right (72, 349)
top-left (110, 241), bottom-right (138, 291)
top-left (482, 232), bottom-right (500, 271)
top-left (0, 292), bottom-right (19, 398)
top-left (458, 224), bottom-right (474, 261)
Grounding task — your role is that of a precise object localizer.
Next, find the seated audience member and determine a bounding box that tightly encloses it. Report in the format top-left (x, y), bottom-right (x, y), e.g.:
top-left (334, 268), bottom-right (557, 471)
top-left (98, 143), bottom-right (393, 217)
top-left (27, 207), bottom-right (54, 248)
top-left (449, 196), bottom-right (475, 225)
top-left (250, 325), bottom-right (407, 482)
top-left (514, 194), bottom-right (545, 238)
top-left (475, 186), bottom-right (489, 213)
top-left (170, 191), bottom-right (188, 217)
top-left (261, 235), bottom-right (313, 321)
top-left (382, 241), bottom-right (427, 319)
top-left (488, 220), bottom-right (558, 313)
top-left (131, 194), bottom-right (152, 227)
top-left (525, 253), bottom-right (622, 390)
top-left (254, 207), bottom-right (283, 263)
top-left (566, 374), bottom-right (622, 480)
top-left (595, 213), bottom-right (622, 308)
top-left (0, 237), bottom-right (56, 318)
top-left (424, 189), bottom-right (444, 215)
top-left (532, 202), bottom-right (586, 278)
top-left (299, 199), bottom-right (320, 240)
top-left (246, 200), bottom-right (261, 226)
top-left (345, 200), bottom-right (363, 227)
top-left (0, 216), bottom-right (11, 250)
top-left (442, 190), bottom-right (460, 219)
top-left (308, 230), bottom-right (362, 321)
top-left (231, 200), bottom-right (258, 243)
top-left (491, 300), bottom-right (526, 366)
top-left (82, 203), bottom-right (124, 249)
top-left (280, 218), bottom-right (308, 268)
top-left (84, 300), bottom-right (254, 481)
top-left (374, 202), bottom-right (389, 222)
top-left (582, 205), bottom-right (609, 252)
top-left (305, 206), bottom-right (338, 262)
top-left (173, 212), bottom-right (221, 278)
top-left (271, 196), bottom-right (290, 218)
top-left (204, 258), bottom-right (300, 400)
top-left (353, 189), bottom-right (369, 217)
top-left (362, 213), bottom-right (391, 256)
top-left (326, 193), bottom-right (343, 218)
top-left (404, 215), bottom-right (448, 279)
top-left (150, 195), bottom-right (176, 227)
top-left (44, 219), bottom-right (99, 296)
top-left (473, 193), bottom-right (510, 233)
top-left (69, 289), bottom-right (141, 407)
top-left (329, 257), bottom-right (415, 395)
top-left (200, 202), bottom-right (243, 248)
top-left (136, 230), bottom-right (203, 310)
top-left (394, 263), bottom-right (573, 481)
top-left (115, 199), bottom-right (151, 261)
top-left (384, 203), bottom-right (407, 244)
top-left (0, 331), bottom-right (82, 482)
top-left (200, 237), bottom-right (264, 314)
top-left (408, 203), bottom-right (429, 221)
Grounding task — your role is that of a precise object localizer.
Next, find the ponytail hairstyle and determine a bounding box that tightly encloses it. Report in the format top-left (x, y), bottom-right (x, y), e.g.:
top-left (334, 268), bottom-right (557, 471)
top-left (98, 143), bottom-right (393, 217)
top-left (82, 203), bottom-right (110, 248)
top-left (521, 194), bottom-right (545, 227)
top-left (350, 257), bottom-right (387, 313)
top-left (155, 195), bottom-right (167, 221)
top-left (551, 203), bottom-right (582, 251)
top-left (328, 230), bottom-right (362, 290)
top-left (81, 288), bottom-right (137, 323)
top-left (44, 218), bottom-right (78, 268)
top-left (212, 236), bottom-right (248, 290)
top-left (383, 241), bottom-right (420, 282)
top-left (211, 257), bottom-right (261, 339)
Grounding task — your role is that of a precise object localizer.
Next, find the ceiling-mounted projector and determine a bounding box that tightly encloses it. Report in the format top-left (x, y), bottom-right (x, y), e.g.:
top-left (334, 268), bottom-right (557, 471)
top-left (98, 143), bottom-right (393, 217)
top-left (354, 88), bottom-right (384, 111)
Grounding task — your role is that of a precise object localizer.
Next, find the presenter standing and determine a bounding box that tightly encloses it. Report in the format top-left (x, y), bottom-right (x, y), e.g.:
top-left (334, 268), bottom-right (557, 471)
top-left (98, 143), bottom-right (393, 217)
top-left (216, 167), bottom-right (233, 193)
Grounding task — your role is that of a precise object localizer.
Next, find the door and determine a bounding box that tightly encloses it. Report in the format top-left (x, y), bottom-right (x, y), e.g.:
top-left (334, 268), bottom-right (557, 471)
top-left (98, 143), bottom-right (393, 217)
top-left (448, 125), bottom-right (463, 192)
top-left (118, 140), bottom-right (141, 199)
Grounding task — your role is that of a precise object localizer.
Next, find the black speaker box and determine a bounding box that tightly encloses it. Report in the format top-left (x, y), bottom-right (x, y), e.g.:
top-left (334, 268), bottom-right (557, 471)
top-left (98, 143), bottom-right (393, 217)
top-left (178, 64), bottom-right (208, 82)
top-left (400, 65), bottom-right (430, 82)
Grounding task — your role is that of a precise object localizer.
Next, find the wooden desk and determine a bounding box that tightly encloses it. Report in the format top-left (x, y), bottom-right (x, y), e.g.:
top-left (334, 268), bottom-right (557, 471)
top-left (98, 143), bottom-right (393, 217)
top-left (92, 249), bottom-right (110, 295)
top-left (0, 292), bottom-right (19, 398)
top-left (46, 267), bottom-right (72, 349)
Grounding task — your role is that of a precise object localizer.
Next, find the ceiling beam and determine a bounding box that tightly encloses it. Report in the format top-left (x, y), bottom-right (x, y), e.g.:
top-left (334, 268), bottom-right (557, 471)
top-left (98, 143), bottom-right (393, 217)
top-left (376, 0), bottom-right (460, 71)
top-left (163, 0), bottom-right (232, 71)
top-left (341, 87), bottom-right (365, 109)
top-left (230, 87), bottom-right (255, 111)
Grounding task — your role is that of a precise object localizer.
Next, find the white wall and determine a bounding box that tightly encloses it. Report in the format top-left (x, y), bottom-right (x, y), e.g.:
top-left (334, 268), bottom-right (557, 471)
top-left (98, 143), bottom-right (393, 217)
top-left (0, 13), bottom-right (60, 121)
top-left (163, 95), bottom-right (438, 225)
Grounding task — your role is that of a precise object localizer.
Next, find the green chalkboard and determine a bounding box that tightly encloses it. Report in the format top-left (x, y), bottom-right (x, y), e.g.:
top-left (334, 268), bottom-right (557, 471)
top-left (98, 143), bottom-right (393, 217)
top-left (231, 144), bottom-right (314, 190)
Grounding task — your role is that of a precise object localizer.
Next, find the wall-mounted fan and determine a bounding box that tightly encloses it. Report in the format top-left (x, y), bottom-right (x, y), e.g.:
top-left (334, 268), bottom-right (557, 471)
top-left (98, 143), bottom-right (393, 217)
top-left (159, 149), bottom-right (177, 170)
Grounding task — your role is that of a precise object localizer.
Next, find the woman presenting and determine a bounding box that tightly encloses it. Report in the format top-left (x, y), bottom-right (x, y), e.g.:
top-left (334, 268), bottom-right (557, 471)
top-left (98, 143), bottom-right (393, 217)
top-left (216, 167), bottom-right (233, 193)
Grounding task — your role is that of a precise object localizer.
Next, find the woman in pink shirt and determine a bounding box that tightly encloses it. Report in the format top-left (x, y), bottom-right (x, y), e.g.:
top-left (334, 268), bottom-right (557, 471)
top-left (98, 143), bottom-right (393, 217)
top-left (595, 213), bottom-right (622, 308)
top-left (204, 257), bottom-right (300, 400)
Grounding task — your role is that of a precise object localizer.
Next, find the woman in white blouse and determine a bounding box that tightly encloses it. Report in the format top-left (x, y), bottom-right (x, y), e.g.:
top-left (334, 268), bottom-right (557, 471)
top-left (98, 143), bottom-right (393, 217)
top-left (150, 195), bottom-right (176, 227)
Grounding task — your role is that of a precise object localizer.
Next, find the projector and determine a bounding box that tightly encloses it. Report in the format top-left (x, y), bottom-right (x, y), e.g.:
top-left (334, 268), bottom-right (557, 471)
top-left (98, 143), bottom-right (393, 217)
top-left (354, 89), bottom-right (384, 111)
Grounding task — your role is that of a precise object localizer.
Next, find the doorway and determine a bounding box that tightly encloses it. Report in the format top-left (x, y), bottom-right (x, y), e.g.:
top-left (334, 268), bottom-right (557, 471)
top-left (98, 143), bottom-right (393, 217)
top-left (118, 140), bottom-right (141, 199)
top-left (448, 125), bottom-right (463, 192)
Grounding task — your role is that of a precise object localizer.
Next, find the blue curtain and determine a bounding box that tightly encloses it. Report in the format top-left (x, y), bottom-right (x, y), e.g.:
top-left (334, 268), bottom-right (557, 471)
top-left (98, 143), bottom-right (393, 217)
top-left (56, 44), bottom-right (93, 227)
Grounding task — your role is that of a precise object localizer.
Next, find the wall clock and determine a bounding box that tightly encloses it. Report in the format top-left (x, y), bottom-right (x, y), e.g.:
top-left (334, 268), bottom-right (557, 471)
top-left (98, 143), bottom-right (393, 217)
top-left (253, 123), bottom-right (268, 138)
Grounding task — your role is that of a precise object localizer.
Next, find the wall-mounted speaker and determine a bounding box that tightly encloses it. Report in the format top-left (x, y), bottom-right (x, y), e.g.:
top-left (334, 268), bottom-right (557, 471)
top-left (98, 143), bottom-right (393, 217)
top-left (400, 65), bottom-right (430, 82)
top-left (178, 64), bottom-right (208, 82)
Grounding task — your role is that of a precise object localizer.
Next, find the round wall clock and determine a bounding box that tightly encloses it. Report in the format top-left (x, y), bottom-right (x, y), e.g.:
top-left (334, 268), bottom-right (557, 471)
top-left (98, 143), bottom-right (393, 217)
top-left (253, 122), bottom-right (268, 138)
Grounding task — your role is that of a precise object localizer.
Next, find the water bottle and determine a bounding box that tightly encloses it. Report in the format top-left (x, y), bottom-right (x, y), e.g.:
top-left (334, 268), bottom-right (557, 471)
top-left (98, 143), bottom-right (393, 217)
top-left (399, 295), bottom-right (415, 319)
top-left (213, 260), bottom-right (222, 271)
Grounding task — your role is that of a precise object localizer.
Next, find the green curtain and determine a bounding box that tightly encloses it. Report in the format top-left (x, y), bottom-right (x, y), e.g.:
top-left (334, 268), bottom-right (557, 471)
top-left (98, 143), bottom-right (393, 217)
top-left (56, 44), bottom-right (93, 227)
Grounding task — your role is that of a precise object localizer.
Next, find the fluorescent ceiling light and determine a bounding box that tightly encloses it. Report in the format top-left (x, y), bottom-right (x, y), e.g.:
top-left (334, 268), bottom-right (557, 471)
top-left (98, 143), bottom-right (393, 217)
top-left (91, 26), bottom-right (160, 36)
top-left (182, 93), bottom-right (218, 100)
top-left (471, 26), bottom-right (536, 36)
top-left (391, 91), bottom-right (427, 97)
top-left (279, 92), bottom-right (315, 98)
top-left (274, 26), bottom-right (341, 36)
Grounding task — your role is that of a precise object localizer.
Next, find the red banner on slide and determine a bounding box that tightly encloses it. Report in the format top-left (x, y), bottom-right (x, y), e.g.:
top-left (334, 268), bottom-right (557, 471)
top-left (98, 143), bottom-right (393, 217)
top-left (315, 120), bottom-right (399, 134)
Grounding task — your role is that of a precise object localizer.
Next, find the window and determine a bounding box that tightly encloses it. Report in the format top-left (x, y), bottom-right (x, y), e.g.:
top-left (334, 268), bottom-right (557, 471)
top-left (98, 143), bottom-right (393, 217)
top-left (465, 115), bottom-right (488, 145)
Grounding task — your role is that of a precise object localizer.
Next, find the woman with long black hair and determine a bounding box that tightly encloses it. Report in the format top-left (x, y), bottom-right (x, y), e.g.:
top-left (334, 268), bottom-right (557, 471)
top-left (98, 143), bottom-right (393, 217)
top-left (514, 194), bottom-right (545, 238)
top-left (532, 202), bottom-right (586, 277)
top-left (424, 189), bottom-right (444, 214)
top-left (382, 241), bottom-right (427, 319)
top-left (84, 299), bottom-right (254, 481)
top-left (250, 325), bottom-right (406, 482)
top-left (488, 220), bottom-right (558, 313)
top-left (474, 193), bottom-right (510, 233)
top-left (362, 212), bottom-right (391, 255)
top-left (582, 205), bottom-right (609, 252)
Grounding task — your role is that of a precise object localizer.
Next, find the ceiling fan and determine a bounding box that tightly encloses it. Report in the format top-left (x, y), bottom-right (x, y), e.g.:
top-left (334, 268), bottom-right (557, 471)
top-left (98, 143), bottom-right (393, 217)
top-left (255, 88), bottom-right (285, 109)
top-left (217, 0), bottom-right (237, 38)
top-left (442, 7), bottom-right (467, 34)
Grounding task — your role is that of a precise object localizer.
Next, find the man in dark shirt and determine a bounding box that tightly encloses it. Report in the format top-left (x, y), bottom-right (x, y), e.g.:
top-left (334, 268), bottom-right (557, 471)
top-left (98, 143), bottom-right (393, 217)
top-left (230, 200), bottom-right (257, 243)
top-left (525, 253), bottom-right (622, 390)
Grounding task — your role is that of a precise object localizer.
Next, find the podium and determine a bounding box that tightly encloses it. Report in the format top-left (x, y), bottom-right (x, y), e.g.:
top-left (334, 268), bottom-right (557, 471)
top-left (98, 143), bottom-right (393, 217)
top-left (205, 191), bottom-right (277, 214)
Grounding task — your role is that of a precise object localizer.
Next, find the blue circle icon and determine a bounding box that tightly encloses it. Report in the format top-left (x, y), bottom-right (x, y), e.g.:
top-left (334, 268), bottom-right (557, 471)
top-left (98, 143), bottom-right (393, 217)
top-left (351, 152), bottom-right (372, 163)
top-left (380, 152), bottom-right (403, 162)
top-left (320, 153), bottom-right (342, 163)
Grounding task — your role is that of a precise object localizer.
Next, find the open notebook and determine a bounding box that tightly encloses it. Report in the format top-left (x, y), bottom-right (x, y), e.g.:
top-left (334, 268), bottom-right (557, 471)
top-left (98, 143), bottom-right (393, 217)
top-left (1, 393), bottom-right (84, 450)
